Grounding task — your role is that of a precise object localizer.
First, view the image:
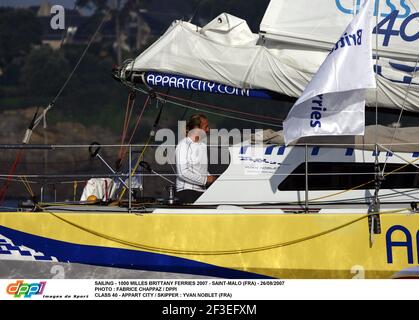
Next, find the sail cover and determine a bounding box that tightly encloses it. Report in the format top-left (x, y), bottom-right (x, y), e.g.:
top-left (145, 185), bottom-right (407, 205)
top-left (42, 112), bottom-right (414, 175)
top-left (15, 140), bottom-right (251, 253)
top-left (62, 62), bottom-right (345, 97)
top-left (128, 6), bottom-right (419, 111)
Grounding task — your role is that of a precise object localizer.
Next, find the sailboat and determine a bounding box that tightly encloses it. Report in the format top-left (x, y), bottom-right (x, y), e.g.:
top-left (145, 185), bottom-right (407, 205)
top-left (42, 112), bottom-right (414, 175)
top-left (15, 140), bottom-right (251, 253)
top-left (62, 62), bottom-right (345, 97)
top-left (1, 0), bottom-right (419, 279)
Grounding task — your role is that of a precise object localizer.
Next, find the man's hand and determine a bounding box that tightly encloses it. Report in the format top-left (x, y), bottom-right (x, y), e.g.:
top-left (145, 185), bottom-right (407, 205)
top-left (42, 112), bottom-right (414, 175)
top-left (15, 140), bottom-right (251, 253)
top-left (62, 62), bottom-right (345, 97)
top-left (206, 175), bottom-right (216, 186)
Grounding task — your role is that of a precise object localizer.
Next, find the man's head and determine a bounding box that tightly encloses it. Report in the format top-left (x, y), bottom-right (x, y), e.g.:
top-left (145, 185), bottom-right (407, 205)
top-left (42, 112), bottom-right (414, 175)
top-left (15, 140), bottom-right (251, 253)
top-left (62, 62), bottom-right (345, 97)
top-left (186, 114), bottom-right (209, 135)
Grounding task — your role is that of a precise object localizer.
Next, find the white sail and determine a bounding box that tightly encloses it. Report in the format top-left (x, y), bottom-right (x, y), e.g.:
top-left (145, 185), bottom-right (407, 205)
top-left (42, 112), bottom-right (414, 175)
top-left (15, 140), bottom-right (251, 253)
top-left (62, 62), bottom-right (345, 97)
top-left (127, 3), bottom-right (419, 112)
top-left (260, 0), bottom-right (419, 61)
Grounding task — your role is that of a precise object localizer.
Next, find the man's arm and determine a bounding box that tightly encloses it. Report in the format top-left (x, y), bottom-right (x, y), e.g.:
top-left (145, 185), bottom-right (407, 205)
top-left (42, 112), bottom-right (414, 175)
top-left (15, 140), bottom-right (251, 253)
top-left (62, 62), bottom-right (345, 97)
top-left (177, 161), bottom-right (208, 186)
top-left (176, 142), bottom-right (208, 186)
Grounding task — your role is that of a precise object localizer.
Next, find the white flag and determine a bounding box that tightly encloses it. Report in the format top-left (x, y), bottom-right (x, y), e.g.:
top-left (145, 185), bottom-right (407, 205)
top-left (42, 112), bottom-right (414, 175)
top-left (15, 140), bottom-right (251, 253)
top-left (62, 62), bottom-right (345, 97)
top-left (283, 0), bottom-right (376, 145)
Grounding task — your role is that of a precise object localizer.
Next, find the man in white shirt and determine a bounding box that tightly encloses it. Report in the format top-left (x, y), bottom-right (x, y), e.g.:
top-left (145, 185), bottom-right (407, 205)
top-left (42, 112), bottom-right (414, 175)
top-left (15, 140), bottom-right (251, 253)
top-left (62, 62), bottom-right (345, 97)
top-left (176, 114), bottom-right (215, 204)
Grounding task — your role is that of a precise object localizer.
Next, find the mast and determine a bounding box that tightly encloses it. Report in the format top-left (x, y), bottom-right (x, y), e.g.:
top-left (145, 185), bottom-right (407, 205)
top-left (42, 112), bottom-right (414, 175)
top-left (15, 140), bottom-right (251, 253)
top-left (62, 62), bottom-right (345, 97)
top-left (373, 0), bottom-right (380, 213)
top-left (371, 0), bottom-right (382, 244)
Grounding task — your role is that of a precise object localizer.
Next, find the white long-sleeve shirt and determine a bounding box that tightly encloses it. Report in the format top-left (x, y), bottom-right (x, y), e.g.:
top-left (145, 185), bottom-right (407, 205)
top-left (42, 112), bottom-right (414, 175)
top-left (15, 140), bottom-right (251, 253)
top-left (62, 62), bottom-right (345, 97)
top-left (176, 137), bottom-right (209, 192)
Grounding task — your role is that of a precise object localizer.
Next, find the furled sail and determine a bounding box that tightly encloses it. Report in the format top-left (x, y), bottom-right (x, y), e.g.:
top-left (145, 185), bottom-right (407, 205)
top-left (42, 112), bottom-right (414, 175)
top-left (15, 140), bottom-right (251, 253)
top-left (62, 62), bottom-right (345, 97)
top-left (124, 2), bottom-right (419, 111)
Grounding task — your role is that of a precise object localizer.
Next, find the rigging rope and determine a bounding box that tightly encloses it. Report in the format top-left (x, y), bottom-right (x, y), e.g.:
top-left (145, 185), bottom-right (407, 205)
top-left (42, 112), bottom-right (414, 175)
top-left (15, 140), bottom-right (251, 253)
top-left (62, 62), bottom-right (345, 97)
top-left (0, 107), bottom-right (41, 203)
top-left (117, 93), bottom-right (166, 200)
top-left (157, 91), bottom-right (284, 124)
top-left (58, 2), bottom-right (77, 49)
top-left (51, 12), bottom-right (110, 107)
top-left (38, 204), bottom-right (408, 256)
top-left (0, 151), bottom-right (23, 204)
top-left (73, 181), bottom-right (78, 202)
top-left (118, 91), bottom-right (137, 161)
top-left (381, 2), bottom-right (419, 173)
top-left (20, 176), bottom-right (34, 198)
top-left (115, 94), bottom-right (151, 191)
top-left (122, 95), bottom-right (150, 161)
top-left (308, 156), bottom-right (419, 203)
top-left (381, 54), bottom-right (419, 174)
top-left (0, 10), bottom-right (110, 205)
top-left (118, 136), bottom-right (152, 200)
top-left (31, 11), bottom-right (110, 132)
top-left (129, 85), bottom-right (283, 128)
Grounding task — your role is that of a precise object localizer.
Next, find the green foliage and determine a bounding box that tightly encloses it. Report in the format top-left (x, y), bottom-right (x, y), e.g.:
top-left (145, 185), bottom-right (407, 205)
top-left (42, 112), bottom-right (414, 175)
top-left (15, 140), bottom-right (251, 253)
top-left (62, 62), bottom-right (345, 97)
top-left (76, 0), bottom-right (112, 10)
top-left (0, 9), bottom-right (42, 68)
top-left (0, 58), bottom-right (23, 86)
top-left (0, 96), bottom-right (50, 108)
top-left (20, 46), bottom-right (71, 96)
top-left (0, 31), bottom-right (131, 132)
top-left (76, 0), bottom-right (151, 11)
top-left (58, 44), bottom-right (128, 121)
top-left (0, 1), bottom-right (277, 135)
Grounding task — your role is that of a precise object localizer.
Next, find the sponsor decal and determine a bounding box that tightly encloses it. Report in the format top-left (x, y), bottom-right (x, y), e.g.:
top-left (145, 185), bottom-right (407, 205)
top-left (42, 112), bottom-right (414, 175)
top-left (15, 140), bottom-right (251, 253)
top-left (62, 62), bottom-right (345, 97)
top-left (336, 0), bottom-right (411, 18)
top-left (145, 72), bottom-right (276, 99)
top-left (386, 225), bottom-right (419, 264)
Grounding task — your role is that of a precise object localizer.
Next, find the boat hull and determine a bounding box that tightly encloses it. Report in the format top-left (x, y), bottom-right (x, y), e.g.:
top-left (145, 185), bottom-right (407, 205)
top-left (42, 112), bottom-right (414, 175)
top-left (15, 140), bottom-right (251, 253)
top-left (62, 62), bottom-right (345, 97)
top-left (1, 211), bottom-right (418, 279)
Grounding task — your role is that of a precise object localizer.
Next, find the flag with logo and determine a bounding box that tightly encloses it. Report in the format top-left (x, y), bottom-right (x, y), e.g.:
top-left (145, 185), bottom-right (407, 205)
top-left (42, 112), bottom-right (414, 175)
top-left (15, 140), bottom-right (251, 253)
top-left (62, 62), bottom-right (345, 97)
top-left (283, 0), bottom-right (376, 145)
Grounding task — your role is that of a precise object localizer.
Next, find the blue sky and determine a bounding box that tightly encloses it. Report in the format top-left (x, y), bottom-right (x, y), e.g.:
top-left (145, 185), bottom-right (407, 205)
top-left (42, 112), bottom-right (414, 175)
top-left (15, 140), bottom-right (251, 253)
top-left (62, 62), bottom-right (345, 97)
top-left (0, 0), bottom-right (76, 8)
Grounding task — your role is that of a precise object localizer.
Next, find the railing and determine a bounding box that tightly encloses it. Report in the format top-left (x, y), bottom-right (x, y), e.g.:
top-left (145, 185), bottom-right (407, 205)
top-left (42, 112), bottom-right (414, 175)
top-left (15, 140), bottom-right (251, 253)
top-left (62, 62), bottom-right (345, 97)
top-left (1, 142), bottom-right (419, 212)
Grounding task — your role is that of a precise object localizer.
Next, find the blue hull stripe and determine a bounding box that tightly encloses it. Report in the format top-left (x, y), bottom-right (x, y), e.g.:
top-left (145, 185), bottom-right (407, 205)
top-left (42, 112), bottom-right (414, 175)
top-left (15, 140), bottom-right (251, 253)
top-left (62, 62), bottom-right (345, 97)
top-left (0, 226), bottom-right (270, 279)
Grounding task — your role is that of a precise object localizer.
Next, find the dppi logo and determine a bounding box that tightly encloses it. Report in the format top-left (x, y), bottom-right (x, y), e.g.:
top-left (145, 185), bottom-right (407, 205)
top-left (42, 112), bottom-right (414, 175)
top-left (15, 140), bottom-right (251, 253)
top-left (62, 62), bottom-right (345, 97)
top-left (336, 0), bottom-right (411, 18)
top-left (6, 280), bottom-right (46, 298)
top-left (50, 5), bottom-right (65, 30)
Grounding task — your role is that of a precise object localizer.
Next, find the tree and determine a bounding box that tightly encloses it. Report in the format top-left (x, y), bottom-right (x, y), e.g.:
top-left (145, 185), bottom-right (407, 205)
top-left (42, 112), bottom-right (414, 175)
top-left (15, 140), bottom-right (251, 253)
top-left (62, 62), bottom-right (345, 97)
top-left (75, 1), bottom-right (153, 60)
top-left (76, 0), bottom-right (125, 64)
top-left (76, 0), bottom-right (120, 11)
top-left (0, 9), bottom-right (42, 68)
top-left (20, 46), bottom-right (71, 96)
